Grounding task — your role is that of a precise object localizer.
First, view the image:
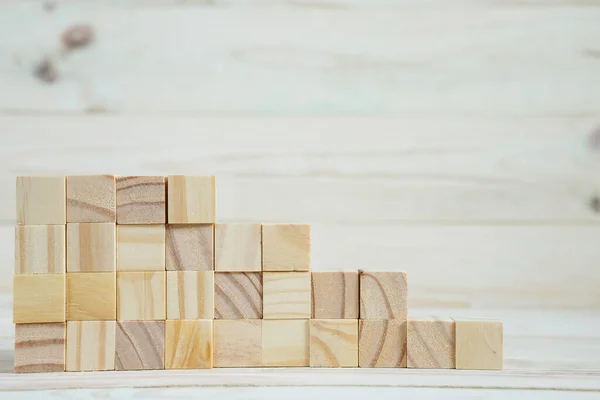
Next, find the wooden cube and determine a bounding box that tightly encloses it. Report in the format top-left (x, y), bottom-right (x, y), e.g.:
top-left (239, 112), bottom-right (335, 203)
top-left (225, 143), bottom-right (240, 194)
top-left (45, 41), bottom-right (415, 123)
top-left (407, 318), bottom-right (455, 369)
top-left (66, 321), bottom-right (116, 371)
top-left (214, 319), bottom-right (261, 367)
top-left (262, 224), bottom-right (310, 271)
top-left (115, 321), bottom-right (164, 370)
top-left (167, 175), bottom-right (215, 224)
top-left (312, 271), bottom-right (358, 319)
top-left (262, 320), bottom-right (309, 367)
top-left (14, 323), bottom-right (65, 373)
top-left (359, 320), bottom-right (407, 368)
top-left (117, 272), bottom-right (166, 320)
top-left (66, 273), bottom-right (116, 321)
top-left (309, 319), bottom-right (358, 367)
top-left (67, 223), bottom-right (116, 272)
top-left (165, 320), bottom-right (213, 369)
top-left (14, 274), bottom-right (65, 323)
top-left (117, 225), bottom-right (165, 271)
top-left (15, 225), bottom-right (65, 274)
top-left (263, 272), bottom-right (311, 319)
top-left (454, 318), bottom-right (503, 370)
top-left (116, 176), bottom-right (166, 224)
top-left (166, 224), bottom-right (213, 271)
top-left (16, 176), bottom-right (66, 225)
top-left (166, 271), bottom-right (214, 319)
top-left (360, 272), bottom-right (408, 320)
top-left (67, 175), bottom-right (116, 222)
top-left (214, 272), bottom-right (262, 319)
top-left (214, 223), bottom-right (261, 272)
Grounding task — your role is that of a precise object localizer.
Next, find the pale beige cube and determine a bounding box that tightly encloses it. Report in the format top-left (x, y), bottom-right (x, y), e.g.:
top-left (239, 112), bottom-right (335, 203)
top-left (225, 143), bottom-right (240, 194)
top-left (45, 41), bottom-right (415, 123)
top-left (168, 175), bottom-right (215, 224)
top-left (215, 223), bottom-right (261, 271)
top-left (214, 320), bottom-right (261, 367)
top-left (67, 223), bottom-right (116, 272)
top-left (17, 176), bottom-right (66, 225)
top-left (310, 319), bottom-right (358, 367)
top-left (117, 272), bottom-right (166, 320)
top-left (262, 320), bottom-right (309, 367)
top-left (15, 225), bottom-right (65, 274)
top-left (262, 224), bottom-right (310, 271)
top-left (263, 272), bottom-right (311, 319)
top-left (454, 317), bottom-right (503, 370)
top-left (117, 225), bottom-right (165, 271)
top-left (66, 321), bottom-right (116, 371)
top-left (167, 271), bottom-right (214, 319)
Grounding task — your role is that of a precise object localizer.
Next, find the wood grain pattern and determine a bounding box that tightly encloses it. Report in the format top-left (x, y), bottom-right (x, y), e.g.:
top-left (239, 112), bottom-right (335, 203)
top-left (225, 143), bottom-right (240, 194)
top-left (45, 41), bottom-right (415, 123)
top-left (15, 225), bottom-right (65, 274)
top-left (263, 272), bottom-right (311, 320)
top-left (262, 320), bottom-right (309, 367)
top-left (66, 321), bottom-right (116, 371)
top-left (116, 176), bottom-right (166, 224)
top-left (407, 318), bottom-right (455, 369)
top-left (66, 272), bottom-right (116, 321)
top-left (166, 271), bottom-right (214, 320)
top-left (117, 225), bottom-right (165, 271)
top-left (310, 319), bottom-right (358, 367)
top-left (262, 224), bottom-right (310, 271)
top-left (215, 223), bottom-right (261, 272)
top-left (167, 175), bottom-right (215, 224)
top-left (213, 319), bottom-right (262, 368)
top-left (360, 272), bottom-right (408, 320)
top-left (312, 271), bottom-right (358, 319)
top-left (67, 223), bottom-right (116, 272)
top-left (359, 320), bottom-right (407, 368)
top-left (14, 322), bottom-right (65, 373)
top-left (166, 224), bottom-right (213, 271)
top-left (115, 321), bottom-right (164, 371)
top-left (453, 317), bottom-right (503, 370)
top-left (117, 272), bottom-right (166, 321)
top-left (165, 320), bottom-right (213, 369)
top-left (16, 176), bottom-right (66, 225)
top-left (66, 175), bottom-right (116, 223)
top-left (13, 274), bottom-right (65, 323)
top-left (214, 272), bottom-right (262, 319)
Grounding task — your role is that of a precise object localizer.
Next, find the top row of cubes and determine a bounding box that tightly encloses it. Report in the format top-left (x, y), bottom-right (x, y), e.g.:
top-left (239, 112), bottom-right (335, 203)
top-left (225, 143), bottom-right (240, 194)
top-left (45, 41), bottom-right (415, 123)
top-left (16, 175), bottom-right (215, 225)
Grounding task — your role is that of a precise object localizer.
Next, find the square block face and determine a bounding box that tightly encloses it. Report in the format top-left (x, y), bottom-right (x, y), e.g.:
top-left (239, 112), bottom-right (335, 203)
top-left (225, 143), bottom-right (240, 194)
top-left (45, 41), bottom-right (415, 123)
top-left (408, 318), bottom-right (455, 369)
top-left (359, 320), bottom-right (407, 368)
top-left (117, 225), bottom-right (165, 271)
top-left (165, 320), bottom-right (213, 369)
top-left (215, 224), bottom-right (261, 272)
top-left (262, 224), bottom-right (310, 271)
top-left (312, 272), bottom-right (359, 319)
top-left (454, 318), bottom-right (503, 370)
top-left (67, 175), bottom-right (116, 222)
top-left (360, 272), bottom-right (408, 320)
top-left (166, 224), bottom-right (213, 271)
top-left (16, 176), bottom-right (66, 225)
top-left (66, 273), bottom-right (116, 321)
top-left (66, 321), bottom-right (116, 371)
top-left (310, 319), bottom-right (358, 367)
top-left (262, 320), bottom-right (309, 367)
top-left (214, 320), bottom-right (261, 367)
top-left (215, 272), bottom-right (262, 319)
top-left (14, 323), bottom-right (65, 373)
top-left (168, 175), bottom-right (215, 224)
top-left (15, 225), bottom-right (65, 274)
top-left (263, 272), bottom-right (311, 319)
top-left (115, 321), bottom-right (165, 370)
top-left (116, 176), bottom-right (166, 224)
top-left (167, 271), bottom-right (214, 320)
top-left (14, 275), bottom-right (65, 323)
top-left (117, 272), bottom-right (166, 320)
top-left (67, 223), bottom-right (116, 272)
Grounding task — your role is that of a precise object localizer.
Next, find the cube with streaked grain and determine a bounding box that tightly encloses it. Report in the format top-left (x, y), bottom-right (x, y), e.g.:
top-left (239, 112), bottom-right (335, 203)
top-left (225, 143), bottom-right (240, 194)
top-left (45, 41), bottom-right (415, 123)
top-left (262, 320), bottom-right (309, 367)
top-left (116, 176), bottom-right (166, 224)
top-left (214, 272), bottom-right (262, 319)
top-left (66, 273), bottom-right (116, 321)
top-left (117, 225), bottom-right (165, 271)
top-left (453, 317), bottom-right (503, 370)
top-left (263, 272), bottom-right (311, 320)
top-left (165, 320), bottom-right (213, 369)
top-left (15, 225), bottom-right (65, 274)
top-left (407, 318), bottom-right (455, 369)
top-left (16, 176), bottom-right (66, 225)
top-left (214, 319), bottom-right (261, 367)
top-left (115, 321), bottom-right (164, 370)
top-left (14, 323), bottom-right (65, 373)
top-left (117, 272), bottom-right (166, 321)
top-left (67, 223), bottom-right (115, 272)
top-left (360, 271), bottom-right (408, 320)
top-left (312, 271), bottom-right (358, 319)
top-left (166, 224), bottom-right (213, 271)
top-left (167, 271), bottom-right (214, 319)
top-left (66, 175), bottom-right (116, 222)
top-left (309, 319), bottom-right (358, 367)
top-left (359, 319), bottom-right (407, 368)
top-left (168, 175), bottom-right (215, 224)
top-left (13, 274), bottom-right (65, 323)
top-left (66, 321), bottom-right (116, 371)
top-left (262, 224), bottom-right (310, 271)
top-left (215, 223), bottom-right (261, 271)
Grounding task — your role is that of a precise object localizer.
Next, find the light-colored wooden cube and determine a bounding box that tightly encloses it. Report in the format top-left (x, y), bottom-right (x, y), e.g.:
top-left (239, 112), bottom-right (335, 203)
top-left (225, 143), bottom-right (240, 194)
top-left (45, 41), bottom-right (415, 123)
top-left (13, 274), bottom-right (65, 323)
top-left (67, 175), bottom-right (116, 222)
top-left (166, 224), bottom-right (213, 271)
top-left (117, 225), bottom-right (165, 271)
top-left (116, 176), bottom-right (166, 224)
top-left (167, 271), bottom-right (214, 320)
top-left (167, 175), bottom-right (215, 224)
top-left (117, 272), bottom-right (166, 320)
top-left (14, 323), bottom-right (65, 373)
top-left (360, 272), bottom-right (408, 320)
top-left (67, 223), bottom-right (116, 272)
top-left (453, 317), bottom-right (503, 370)
top-left (262, 320), bottom-right (309, 367)
top-left (408, 318), bottom-right (455, 369)
top-left (165, 320), bottom-right (213, 369)
top-left (310, 319), bottom-right (358, 367)
top-left (262, 224), bottom-right (310, 271)
top-left (312, 271), bottom-right (358, 319)
top-left (214, 319), bottom-right (262, 367)
top-left (15, 225), bottom-right (65, 274)
top-left (115, 321), bottom-right (164, 370)
top-left (215, 272), bottom-right (262, 319)
top-left (16, 176), bottom-right (66, 225)
top-left (359, 320), bottom-right (407, 368)
top-left (66, 273), bottom-right (116, 321)
top-left (66, 321), bottom-right (116, 371)
top-left (263, 272), bottom-right (311, 319)
top-left (215, 223), bottom-right (261, 271)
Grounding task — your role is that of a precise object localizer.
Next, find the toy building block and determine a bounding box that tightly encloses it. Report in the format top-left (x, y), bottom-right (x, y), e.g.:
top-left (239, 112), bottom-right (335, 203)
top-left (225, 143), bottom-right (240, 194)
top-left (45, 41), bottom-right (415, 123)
top-left (116, 176), bottom-right (166, 224)
top-left (263, 272), bottom-right (311, 319)
top-left (66, 321), bottom-right (116, 371)
top-left (15, 225), bottom-right (65, 274)
top-left (262, 320), bottom-right (309, 367)
top-left (360, 272), bottom-right (408, 320)
top-left (215, 223), bottom-right (261, 272)
top-left (66, 273), bottom-right (116, 321)
top-left (262, 224), bottom-right (310, 271)
top-left (453, 317), bottom-right (503, 370)
top-left (117, 225), bottom-right (165, 271)
top-left (67, 175), bottom-right (116, 222)
top-left (213, 319), bottom-right (261, 367)
top-left (14, 323), bottom-right (65, 373)
top-left (67, 223), bottom-right (116, 272)
top-left (167, 271), bottom-right (214, 320)
top-left (214, 272), bottom-right (262, 319)
top-left (165, 320), bottom-right (213, 369)
top-left (407, 318), bottom-right (455, 369)
top-left (312, 271), bottom-right (358, 319)
top-left (359, 320), bottom-right (407, 368)
top-left (13, 274), bottom-right (65, 323)
top-left (167, 175), bottom-right (216, 224)
top-left (117, 272), bottom-right (166, 320)
top-left (115, 321), bottom-right (165, 370)
top-left (309, 319), bottom-right (358, 367)
top-left (16, 176), bottom-right (66, 225)
top-left (166, 224), bottom-right (213, 271)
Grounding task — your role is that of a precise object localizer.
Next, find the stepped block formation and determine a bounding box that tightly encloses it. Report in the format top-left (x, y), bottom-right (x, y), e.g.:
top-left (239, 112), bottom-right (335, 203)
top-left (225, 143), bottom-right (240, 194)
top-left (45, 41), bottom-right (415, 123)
top-left (13, 175), bottom-right (504, 373)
